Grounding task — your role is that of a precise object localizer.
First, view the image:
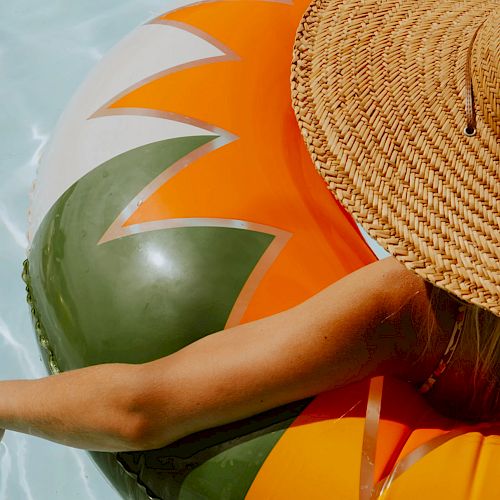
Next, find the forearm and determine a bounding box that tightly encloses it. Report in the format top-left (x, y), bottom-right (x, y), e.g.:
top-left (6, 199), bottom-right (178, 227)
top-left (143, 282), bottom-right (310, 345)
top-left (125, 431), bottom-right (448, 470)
top-left (0, 363), bottom-right (146, 452)
top-left (139, 258), bottom-right (423, 446)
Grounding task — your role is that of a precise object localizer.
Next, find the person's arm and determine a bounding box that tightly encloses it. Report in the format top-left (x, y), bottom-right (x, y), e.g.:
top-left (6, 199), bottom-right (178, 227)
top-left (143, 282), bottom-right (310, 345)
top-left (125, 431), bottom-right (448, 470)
top-left (0, 257), bottom-right (426, 452)
top-left (0, 363), bottom-right (146, 451)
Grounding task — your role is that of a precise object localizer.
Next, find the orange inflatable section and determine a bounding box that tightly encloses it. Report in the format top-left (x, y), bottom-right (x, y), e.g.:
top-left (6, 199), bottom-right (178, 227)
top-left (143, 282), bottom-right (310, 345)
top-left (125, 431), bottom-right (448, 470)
top-left (113, 0), bottom-right (375, 324)
top-left (246, 377), bottom-right (500, 499)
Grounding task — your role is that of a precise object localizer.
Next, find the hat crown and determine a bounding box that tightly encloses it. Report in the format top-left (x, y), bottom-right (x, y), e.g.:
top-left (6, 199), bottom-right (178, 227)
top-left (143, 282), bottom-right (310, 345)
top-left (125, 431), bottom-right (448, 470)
top-left (472, 9), bottom-right (500, 136)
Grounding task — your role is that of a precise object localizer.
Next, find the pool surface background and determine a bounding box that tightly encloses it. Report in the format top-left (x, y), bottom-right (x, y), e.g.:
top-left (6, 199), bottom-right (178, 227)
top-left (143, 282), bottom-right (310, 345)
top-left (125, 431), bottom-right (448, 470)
top-left (0, 2), bottom-right (191, 498)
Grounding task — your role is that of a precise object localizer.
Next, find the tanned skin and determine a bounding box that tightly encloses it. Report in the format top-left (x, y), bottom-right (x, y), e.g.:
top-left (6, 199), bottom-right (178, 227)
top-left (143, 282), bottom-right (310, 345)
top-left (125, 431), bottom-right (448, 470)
top-left (0, 257), bottom-right (449, 452)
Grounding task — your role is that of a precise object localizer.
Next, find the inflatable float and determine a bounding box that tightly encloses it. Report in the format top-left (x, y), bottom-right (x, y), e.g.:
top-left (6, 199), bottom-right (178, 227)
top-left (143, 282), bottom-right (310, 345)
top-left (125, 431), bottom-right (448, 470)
top-left (24, 1), bottom-right (500, 499)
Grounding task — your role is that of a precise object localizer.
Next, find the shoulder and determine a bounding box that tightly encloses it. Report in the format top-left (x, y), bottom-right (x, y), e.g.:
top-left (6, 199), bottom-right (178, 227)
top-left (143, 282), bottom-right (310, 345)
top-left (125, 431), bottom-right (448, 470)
top-left (370, 258), bottom-right (461, 382)
top-left (358, 257), bottom-right (428, 318)
top-left (360, 258), bottom-right (439, 379)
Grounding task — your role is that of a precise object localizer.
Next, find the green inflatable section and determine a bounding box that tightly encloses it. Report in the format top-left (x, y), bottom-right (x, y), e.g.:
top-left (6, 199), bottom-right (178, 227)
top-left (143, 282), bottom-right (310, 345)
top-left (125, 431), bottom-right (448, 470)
top-left (25, 136), bottom-right (311, 499)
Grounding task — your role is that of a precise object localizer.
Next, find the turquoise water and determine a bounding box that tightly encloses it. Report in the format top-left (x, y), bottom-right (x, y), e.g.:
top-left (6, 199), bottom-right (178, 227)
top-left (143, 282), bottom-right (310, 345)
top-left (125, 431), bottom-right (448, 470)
top-left (0, 2), bottom-right (190, 498)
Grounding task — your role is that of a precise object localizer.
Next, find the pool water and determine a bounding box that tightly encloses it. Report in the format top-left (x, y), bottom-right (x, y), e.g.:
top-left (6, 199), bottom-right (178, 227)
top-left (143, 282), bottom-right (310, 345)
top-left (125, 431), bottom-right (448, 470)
top-left (0, 2), bottom-right (191, 498)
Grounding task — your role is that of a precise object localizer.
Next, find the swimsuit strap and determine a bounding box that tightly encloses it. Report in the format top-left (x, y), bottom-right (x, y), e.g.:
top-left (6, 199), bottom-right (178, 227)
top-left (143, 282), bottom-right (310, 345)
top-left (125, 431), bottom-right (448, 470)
top-left (418, 305), bottom-right (467, 395)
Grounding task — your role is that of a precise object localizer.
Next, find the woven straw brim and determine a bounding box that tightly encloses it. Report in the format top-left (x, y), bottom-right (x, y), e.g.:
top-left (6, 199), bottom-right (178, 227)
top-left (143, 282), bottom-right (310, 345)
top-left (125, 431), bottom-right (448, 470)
top-left (292, 0), bottom-right (500, 316)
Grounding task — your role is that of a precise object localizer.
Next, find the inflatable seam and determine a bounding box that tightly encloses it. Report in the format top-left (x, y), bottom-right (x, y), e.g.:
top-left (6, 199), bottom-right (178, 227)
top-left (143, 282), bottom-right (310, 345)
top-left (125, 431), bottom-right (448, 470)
top-left (114, 453), bottom-right (159, 500)
top-left (23, 258), bottom-right (161, 499)
top-left (22, 259), bottom-right (61, 375)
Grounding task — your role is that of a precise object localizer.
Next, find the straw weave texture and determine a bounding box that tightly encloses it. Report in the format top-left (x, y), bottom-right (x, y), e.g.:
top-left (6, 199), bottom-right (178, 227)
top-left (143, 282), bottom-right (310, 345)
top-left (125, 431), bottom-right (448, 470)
top-left (292, 0), bottom-right (500, 316)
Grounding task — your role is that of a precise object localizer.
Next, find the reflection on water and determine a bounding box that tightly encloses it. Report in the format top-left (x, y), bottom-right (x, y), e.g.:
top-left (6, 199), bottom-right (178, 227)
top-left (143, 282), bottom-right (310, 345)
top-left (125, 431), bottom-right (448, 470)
top-left (0, 1), bottom-right (190, 498)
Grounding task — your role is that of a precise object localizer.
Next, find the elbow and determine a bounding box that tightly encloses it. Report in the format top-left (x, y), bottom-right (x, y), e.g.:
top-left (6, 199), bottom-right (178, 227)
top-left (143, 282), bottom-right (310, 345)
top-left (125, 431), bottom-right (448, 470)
top-left (119, 414), bottom-right (163, 451)
top-left (113, 404), bottom-right (176, 451)
top-left (121, 412), bottom-right (187, 452)
top-left (114, 365), bottom-right (179, 452)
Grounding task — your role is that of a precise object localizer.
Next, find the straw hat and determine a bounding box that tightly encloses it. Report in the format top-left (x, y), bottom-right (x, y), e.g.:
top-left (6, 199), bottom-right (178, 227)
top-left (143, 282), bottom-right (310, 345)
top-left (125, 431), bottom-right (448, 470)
top-left (292, 0), bottom-right (499, 316)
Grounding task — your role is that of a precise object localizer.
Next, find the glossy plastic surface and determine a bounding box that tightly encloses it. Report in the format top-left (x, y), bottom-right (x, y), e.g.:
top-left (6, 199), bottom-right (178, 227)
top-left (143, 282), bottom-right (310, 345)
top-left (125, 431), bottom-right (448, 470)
top-left (25, 1), bottom-right (500, 499)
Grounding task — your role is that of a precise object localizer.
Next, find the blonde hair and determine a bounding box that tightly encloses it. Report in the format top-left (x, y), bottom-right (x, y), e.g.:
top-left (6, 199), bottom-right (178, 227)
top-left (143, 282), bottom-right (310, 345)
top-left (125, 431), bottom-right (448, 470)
top-left (428, 286), bottom-right (500, 421)
top-left (460, 300), bottom-right (500, 420)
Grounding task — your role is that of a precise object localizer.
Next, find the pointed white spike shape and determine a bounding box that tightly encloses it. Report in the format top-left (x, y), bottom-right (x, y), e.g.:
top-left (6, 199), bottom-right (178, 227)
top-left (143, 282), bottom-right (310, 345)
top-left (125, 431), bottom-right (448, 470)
top-left (29, 21), bottom-right (236, 242)
top-left (29, 113), bottom-right (219, 241)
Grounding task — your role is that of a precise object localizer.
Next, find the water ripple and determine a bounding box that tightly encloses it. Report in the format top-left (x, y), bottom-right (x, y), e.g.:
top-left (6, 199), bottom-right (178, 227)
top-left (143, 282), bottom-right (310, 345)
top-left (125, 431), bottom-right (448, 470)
top-left (30, 125), bottom-right (49, 168)
top-left (0, 317), bottom-right (41, 378)
top-left (71, 449), bottom-right (99, 500)
top-left (16, 437), bottom-right (35, 500)
top-left (0, 202), bottom-right (28, 250)
top-left (0, 437), bottom-right (12, 500)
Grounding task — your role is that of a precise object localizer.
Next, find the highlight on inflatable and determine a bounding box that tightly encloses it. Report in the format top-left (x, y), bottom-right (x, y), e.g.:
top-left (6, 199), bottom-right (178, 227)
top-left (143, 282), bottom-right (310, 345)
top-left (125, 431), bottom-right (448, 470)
top-left (24, 1), bottom-right (499, 499)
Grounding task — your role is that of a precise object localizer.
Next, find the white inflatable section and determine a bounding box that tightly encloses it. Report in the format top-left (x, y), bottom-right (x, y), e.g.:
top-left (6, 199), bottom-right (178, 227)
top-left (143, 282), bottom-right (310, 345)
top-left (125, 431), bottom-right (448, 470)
top-left (29, 22), bottom-right (224, 242)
